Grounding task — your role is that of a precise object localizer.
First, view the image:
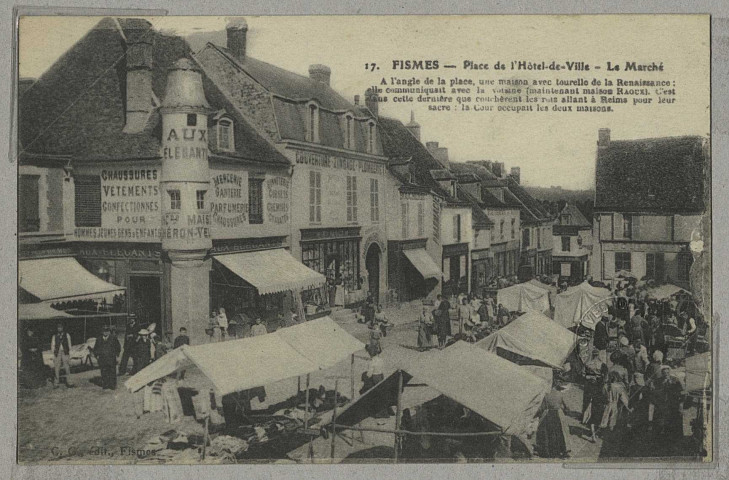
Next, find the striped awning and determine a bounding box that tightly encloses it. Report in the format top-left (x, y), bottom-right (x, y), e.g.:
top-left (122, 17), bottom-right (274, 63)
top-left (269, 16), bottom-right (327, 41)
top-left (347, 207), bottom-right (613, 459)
top-left (403, 248), bottom-right (442, 280)
top-left (214, 248), bottom-right (326, 295)
top-left (19, 257), bottom-right (126, 304)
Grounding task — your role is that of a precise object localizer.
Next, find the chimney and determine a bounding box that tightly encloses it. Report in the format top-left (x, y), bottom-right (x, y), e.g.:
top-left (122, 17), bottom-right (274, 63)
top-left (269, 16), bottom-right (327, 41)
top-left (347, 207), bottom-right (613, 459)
top-left (405, 110), bottom-right (421, 142)
top-left (226, 17), bottom-right (248, 61)
top-left (354, 95), bottom-right (360, 105)
top-left (365, 88), bottom-right (378, 117)
top-left (124, 21), bottom-right (154, 134)
top-left (309, 64), bottom-right (331, 86)
top-left (598, 128), bottom-right (611, 148)
top-left (426, 141), bottom-right (449, 168)
top-left (510, 167), bottom-right (521, 184)
top-left (492, 162), bottom-right (505, 178)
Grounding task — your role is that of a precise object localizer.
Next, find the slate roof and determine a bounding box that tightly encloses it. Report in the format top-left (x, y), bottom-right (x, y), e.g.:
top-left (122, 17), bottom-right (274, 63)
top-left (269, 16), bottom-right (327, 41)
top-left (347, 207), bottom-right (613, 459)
top-left (197, 43), bottom-right (382, 154)
top-left (18, 17), bottom-right (289, 166)
top-left (449, 162), bottom-right (521, 209)
top-left (557, 203), bottom-right (591, 228)
top-left (594, 135), bottom-right (706, 213)
top-left (378, 116), bottom-right (466, 206)
top-left (456, 185), bottom-right (494, 228)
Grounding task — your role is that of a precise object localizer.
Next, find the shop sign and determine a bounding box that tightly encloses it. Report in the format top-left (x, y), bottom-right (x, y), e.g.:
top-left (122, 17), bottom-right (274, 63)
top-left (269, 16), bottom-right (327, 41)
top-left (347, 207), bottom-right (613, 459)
top-left (210, 172), bottom-right (247, 229)
top-left (266, 176), bottom-right (290, 225)
top-left (78, 246), bottom-right (161, 259)
top-left (74, 167), bottom-right (162, 242)
top-left (295, 150), bottom-right (385, 175)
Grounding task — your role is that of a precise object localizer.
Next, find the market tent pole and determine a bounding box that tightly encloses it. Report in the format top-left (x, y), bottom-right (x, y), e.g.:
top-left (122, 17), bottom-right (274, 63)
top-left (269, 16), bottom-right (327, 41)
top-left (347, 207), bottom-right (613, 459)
top-left (350, 353), bottom-right (355, 443)
top-left (393, 369), bottom-right (403, 463)
top-left (305, 373), bottom-right (313, 461)
top-left (201, 415), bottom-right (209, 460)
top-left (330, 378), bottom-right (339, 460)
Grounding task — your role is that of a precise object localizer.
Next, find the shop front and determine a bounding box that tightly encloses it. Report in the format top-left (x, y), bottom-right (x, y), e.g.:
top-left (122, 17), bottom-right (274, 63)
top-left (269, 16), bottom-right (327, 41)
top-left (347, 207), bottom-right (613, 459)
top-left (388, 238), bottom-right (441, 303)
top-left (553, 254), bottom-right (588, 284)
top-left (471, 248), bottom-right (493, 297)
top-left (299, 227), bottom-right (363, 308)
top-left (442, 242), bottom-right (469, 298)
top-left (209, 236), bottom-right (325, 335)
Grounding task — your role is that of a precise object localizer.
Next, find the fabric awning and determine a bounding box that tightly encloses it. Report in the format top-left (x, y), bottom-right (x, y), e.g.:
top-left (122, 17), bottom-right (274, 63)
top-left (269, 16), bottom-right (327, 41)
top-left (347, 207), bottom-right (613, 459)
top-left (214, 248), bottom-right (326, 295)
top-left (553, 281), bottom-right (612, 330)
top-left (496, 282), bottom-right (550, 313)
top-left (400, 342), bottom-right (549, 436)
top-left (476, 311), bottom-right (577, 370)
top-left (403, 248), bottom-right (442, 280)
top-left (18, 303), bottom-right (74, 321)
top-left (646, 284), bottom-right (690, 300)
top-left (19, 257), bottom-right (126, 304)
top-left (125, 317), bottom-right (364, 395)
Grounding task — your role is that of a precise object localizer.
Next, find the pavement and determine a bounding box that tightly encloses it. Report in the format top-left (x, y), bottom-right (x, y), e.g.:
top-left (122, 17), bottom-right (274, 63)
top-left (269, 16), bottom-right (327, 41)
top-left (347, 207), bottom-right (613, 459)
top-left (17, 301), bottom-right (703, 464)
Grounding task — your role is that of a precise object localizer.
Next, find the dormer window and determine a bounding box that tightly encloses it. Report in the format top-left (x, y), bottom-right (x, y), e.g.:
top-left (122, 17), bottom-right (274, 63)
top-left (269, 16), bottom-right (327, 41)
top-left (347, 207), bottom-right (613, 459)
top-left (450, 180), bottom-right (457, 197)
top-left (307, 102), bottom-right (320, 143)
top-left (343, 113), bottom-right (355, 149)
top-left (366, 120), bottom-right (376, 153)
top-left (217, 118), bottom-right (234, 152)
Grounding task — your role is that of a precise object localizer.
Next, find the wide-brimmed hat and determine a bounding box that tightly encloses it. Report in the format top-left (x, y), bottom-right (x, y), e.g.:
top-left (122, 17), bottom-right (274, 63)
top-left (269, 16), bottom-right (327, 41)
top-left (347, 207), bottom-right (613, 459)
top-left (138, 329), bottom-right (150, 335)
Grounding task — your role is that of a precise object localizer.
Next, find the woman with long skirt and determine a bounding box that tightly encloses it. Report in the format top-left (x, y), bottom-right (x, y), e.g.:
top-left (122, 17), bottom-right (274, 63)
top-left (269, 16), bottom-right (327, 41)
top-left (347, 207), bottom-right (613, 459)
top-left (536, 383), bottom-right (571, 458)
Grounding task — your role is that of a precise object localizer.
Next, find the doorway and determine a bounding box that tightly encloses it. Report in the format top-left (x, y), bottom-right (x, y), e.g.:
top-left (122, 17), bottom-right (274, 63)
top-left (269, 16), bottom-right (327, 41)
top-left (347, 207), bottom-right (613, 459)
top-left (129, 276), bottom-right (162, 330)
top-left (365, 244), bottom-right (381, 304)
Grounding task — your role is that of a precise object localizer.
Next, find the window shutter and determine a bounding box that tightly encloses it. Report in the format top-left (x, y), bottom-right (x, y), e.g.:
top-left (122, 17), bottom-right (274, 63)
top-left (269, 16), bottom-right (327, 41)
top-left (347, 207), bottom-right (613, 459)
top-left (632, 215), bottom-right (641, 241)
top-left (614, 213), bottom-right (623, 239)
top-left (19, 175), bottom-right (40, 232)
top-left (74, 175), bottom-right (102, 227)
top-left (656, 252), bottom-right (666, 282)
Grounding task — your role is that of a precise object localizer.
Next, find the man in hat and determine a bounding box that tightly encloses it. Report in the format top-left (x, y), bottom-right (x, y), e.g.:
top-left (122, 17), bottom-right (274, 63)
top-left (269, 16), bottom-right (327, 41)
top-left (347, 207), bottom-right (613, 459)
top-left (93, 325), bottom-right (121, 390)
top-left (118, 316), bottom-right (141, 376)
top-left (132, 328), bottom-right (152, 374)
top-left (593, 315), bottom-right (610, 364)
top-left (50, 323), bottom-right (74, 388)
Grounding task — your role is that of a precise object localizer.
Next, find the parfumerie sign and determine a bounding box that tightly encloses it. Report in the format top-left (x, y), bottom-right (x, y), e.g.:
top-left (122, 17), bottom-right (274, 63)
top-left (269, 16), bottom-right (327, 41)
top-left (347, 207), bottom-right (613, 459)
top-left (75, 168), bottom-right (162, 242)
top-left (295, 150), bottom-right (386, 175)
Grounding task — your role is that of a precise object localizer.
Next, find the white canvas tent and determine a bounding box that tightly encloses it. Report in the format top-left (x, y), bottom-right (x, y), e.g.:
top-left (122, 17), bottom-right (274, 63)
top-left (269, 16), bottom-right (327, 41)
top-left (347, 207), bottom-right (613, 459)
top-left (401, 342), bottom-right (550, 436)
top-left (125, 317), bottom-right (364, 395)
top-left (553, 281), bottom-right (612, 330)
top-left (496, 282), bottom-right (550, 313)
top-left (476, 311), bottom-right (577, 369)
top-left (646, 284), bottom-right (690, 300)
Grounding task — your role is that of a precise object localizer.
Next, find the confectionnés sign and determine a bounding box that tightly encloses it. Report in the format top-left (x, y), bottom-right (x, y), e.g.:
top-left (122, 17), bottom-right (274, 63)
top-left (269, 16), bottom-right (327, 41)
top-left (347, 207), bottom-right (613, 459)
top-left (74, 168), bottom-right (162, 242)
top-left (295, 150), bottom-right (386, 175)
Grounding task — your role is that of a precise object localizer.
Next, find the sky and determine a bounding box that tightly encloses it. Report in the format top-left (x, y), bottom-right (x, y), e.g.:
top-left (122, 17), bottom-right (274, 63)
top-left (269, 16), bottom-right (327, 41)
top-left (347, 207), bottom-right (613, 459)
top-left (18, 15), bottom-right (710, 190)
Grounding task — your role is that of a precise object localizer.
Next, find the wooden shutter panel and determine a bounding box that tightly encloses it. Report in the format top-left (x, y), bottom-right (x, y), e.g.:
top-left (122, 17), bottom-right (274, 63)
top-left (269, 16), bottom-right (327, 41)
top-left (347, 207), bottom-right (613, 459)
top-left (74, 175), bottom-right (102, 227)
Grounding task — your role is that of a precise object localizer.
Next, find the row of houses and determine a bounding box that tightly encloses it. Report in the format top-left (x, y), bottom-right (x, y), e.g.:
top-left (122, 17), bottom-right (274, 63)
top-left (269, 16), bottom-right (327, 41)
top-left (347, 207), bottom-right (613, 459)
top-left (18, 18), bottom-right (706, 343)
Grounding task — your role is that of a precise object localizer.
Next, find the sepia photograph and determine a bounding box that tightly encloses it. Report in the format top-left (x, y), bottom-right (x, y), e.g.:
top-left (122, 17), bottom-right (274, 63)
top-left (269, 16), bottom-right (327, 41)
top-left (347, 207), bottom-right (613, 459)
top-left (15, 14), bottom-right (712, 465)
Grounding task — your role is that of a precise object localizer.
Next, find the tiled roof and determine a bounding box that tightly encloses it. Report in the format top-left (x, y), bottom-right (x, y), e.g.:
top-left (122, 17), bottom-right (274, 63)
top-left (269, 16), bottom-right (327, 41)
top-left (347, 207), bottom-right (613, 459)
top-left (557, 203), bottom-right (591, 228)
top-left (19, 17), bottom-right (288, 166)
top-left (378, 116), bottom-right (466, 206)
top-left (594, 135), bottom-right (706, 213)
top-left (430, 169), bottom-right (456, 181)
top-left (456, 185), bottom-right (494, 228)
top-left (197, 43), bottom-right (382, 154)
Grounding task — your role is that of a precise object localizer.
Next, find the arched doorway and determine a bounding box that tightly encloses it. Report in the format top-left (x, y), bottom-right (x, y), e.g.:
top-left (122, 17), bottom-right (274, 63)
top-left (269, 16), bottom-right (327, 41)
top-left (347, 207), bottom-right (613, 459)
top-left (365, 244), bottom-right (382, 304)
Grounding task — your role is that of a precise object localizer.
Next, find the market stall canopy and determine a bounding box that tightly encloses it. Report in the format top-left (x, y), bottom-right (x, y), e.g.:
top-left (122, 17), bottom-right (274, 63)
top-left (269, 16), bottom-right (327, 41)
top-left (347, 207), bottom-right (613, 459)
top-left (125, 317), bottom-right (364, 395)
top-left (527, 279), bottom-right (558, 296)
top-left (214, 248), bottom-right (326, 295)
top-left (18, 303), bottom-right (74, 321)
top-left (646, 284), bottom-right (691, 300)
top-left (400, 342), bottom-right (549, 436)
top-left (402, 248), bottom-right (442, 280)
top-left (19, 257), bottom-right (126, 304)
top-left (553, 281), bottom-right (611, 330)
top-left (475, 311), bottom-right (577, 369)
top-left (496, 282), bottom-right (550, 313)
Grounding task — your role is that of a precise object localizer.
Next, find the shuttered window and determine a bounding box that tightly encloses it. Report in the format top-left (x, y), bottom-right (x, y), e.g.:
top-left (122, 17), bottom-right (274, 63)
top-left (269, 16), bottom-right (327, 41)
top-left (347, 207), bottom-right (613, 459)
top-left (74, 175), bottom-right (102, 227)
top-left (248, 178), bottom-right (264, 224)
top-left (19, 175), bottom-right (40, 233)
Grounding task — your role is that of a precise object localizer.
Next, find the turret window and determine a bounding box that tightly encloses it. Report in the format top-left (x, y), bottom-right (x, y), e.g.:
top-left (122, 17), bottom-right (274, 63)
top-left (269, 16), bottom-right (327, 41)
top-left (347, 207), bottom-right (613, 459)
top-left (169, 190), bottom-right (181, 210)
